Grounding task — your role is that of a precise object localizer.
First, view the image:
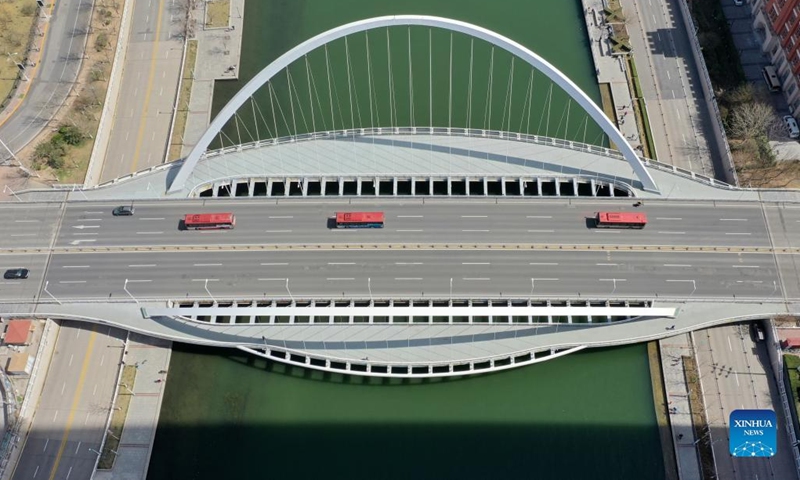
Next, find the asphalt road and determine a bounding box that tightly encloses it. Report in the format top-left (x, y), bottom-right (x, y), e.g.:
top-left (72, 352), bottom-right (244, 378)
top-left (0, 0), bottom-right (94, 162)
top-left (39, 200), bottom-right (793, 249)
top-left (0, 198), bottom-right (798, 302)
top-left (98, 0), bottom-right (184, 182)
top-left (11, 322), bottom-right (124, 480)
top-left (694, 325), bottom-right (797, 480)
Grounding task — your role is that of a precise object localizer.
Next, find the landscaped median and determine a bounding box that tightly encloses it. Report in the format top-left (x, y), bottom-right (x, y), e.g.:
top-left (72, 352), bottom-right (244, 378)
top-left (98, 364), bottom-right (137, 470)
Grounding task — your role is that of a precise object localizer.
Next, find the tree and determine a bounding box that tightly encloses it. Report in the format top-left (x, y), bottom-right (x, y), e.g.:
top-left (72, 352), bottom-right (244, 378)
top-left (728, 101), bottom-right (779, 140)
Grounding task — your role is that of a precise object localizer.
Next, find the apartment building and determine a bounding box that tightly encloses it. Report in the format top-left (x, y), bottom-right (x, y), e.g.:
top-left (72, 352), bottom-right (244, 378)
top-left (753, 0), bottom-right (800, 112)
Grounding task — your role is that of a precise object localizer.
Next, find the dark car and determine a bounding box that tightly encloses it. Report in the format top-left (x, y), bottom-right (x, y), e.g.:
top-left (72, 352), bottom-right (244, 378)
top-left (112, 206), bottom-right (135, 216)
top-left (3, 268), bottom-right (29, 280)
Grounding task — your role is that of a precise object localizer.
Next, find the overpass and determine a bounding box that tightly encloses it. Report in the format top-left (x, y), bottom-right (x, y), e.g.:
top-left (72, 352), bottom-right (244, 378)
top-left (1, 16), bottom-right (799, 378)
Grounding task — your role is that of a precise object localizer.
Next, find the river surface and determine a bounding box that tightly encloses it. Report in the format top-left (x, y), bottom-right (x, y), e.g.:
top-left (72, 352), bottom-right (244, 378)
top-left (148, 2), bottom-right (664, 478)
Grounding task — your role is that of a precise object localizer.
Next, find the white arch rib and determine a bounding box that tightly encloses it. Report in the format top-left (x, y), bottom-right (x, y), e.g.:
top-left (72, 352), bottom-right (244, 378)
top-left (168, 15), bottom-right (659, 194)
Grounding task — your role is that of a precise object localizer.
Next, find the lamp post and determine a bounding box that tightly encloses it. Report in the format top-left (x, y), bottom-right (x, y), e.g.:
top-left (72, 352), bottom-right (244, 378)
top-left (204, 278), bottom-right (216, 303)
top-left (690, 280), bottom-right (697, 298)
top-left (123, 279), bottom-right (139, 306)
top-left (449, 278), bottom-right (453, 302)
top-left (285, 278), bottom-right (294, 303)
top-left (368, 277), bottom-right (373, 303)
top-left (530, 278), bottom-right (535, 300)
top-left (43, 281), bottom-right (62, 305)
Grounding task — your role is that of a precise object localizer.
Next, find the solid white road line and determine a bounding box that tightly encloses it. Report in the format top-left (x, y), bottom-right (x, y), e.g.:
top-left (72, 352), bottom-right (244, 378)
top-left (136, 231), bottom-right (164, 235)
top-left (526, 215), bottom-right (552, 219)
top-left (11, 234), bottom-right (36, 237)
top-left (720, 218), bottom-right (748, 221)
top-left (83, 211), bottom-right (103, 214)
top-left (191, 278), bottom-right (219, 282)
top-left (128, 264), bottom-right (157, 268)
top-left (62, 266), bottom-right (90, 269)
top-left (725, 232), bottom-right (751, 235)
top-left (463, 277), bottom-right (490, 280)
top-left (268, 216), bottom-right (294, 219)
top-left (395, 277), bottom-right (423, 281)
top-left (732, 265), bottom-right (760, 269)
top-left (596, 263), bottom-right (618, 266)
top-left (72, 233), bottom-right (98, 236)
top-left (527, 229), bottom-right (555, 233)
top-left (656, 217), bottom-right (682, 221)
top-left (529, 262), bottom-right (559, 266)
top-left (396, 229), bottom-right (423, 232)
top-left (461, 215), bottom-right (488, 218)
top-left (13, 220), bottom-right (39, 223)
top-left (397, 215), bottom-right (424, 218)
top-left (599, 278), bottom-right (626, 281)
top-left (658, 231), bottom-right (686, 235)
top-left (260, 263), bottom-right (288, 266)
top-left (258, 278), bottom-right (285, 281)
top-left (663, 264), bottom-right (692, 267)
top-left (139, 217), bottom-right (166, 221)
top-left (395, 262), bottom-right (423, 265)
top-left (666, 279), bottom-right (695, 283)
top-left (462, 262), bottom-right (490, 265)
top-left (193, 263), bottom-right (222, 267)
top-left (327, 277), bottom-right (354, 281)
top-left (59, 280), bottom-right (86, 284)
top-left (462, 229), bottom-right (490, 232)
top-left (126, 279), bottom-right (152, 283)
top-left (265, 230), bottom-right (292, 233)
top-left (328, 262), bottom-right (355, 265)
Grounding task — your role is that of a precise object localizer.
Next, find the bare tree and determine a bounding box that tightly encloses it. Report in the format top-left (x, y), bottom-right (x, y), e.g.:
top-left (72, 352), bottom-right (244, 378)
top-left (728, 101), bottom-right (780, 139)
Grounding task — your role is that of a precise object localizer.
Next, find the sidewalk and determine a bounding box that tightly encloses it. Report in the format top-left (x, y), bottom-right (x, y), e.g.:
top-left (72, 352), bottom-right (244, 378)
top-left (94, 334), bottom-right (172, 480)
top-left (580, 0), bottom-right (643, 153)
top-left (659, 334), bottom-right (702, 480)
top-left (181, 0), bottom-right (245, 158)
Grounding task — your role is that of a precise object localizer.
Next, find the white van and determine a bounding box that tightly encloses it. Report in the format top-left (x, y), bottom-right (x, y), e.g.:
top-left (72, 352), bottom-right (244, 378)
top-left (763, 66), bottom-right (781, 92)
top-left (784, 115), bottom-right (800, 139)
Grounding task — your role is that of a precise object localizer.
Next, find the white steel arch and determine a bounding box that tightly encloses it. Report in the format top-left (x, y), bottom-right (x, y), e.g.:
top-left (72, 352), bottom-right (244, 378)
top-left (168, 15), bottom-right (659, 194)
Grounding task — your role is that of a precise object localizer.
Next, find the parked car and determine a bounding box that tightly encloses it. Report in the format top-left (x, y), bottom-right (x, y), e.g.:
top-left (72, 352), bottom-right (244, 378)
top-left (112, 205), bottom-right (135, 216)
top-left (3, 268), bottom-right (29, 280)
top-left (783, 115), bottom-right (800, 139)
top-left (734, 0), bottom-right (744, 6)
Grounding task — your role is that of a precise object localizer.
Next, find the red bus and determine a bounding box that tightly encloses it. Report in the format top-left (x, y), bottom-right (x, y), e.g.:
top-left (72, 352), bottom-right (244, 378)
top-left (595, 211), bottom-right (647, 229)
top-left (334, 211), bottom-right (385, 229)
top-left (184, 213), bottom-right (236, 230)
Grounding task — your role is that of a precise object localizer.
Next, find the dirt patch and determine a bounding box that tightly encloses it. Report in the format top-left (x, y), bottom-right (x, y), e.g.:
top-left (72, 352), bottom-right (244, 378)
top-left (15, 2), bottom-right (124, 184)
top-left (683, 353), bottom-right (716, 480)
top-left (168, 39), bottom-right (198, 161)
top-left (98, 364), bottom-right (136, 470)
top-left (733, 139), bottom-right (800, 188)
top-left (0, 1), bottom-right (39, 109)
top-left (205, 0), bottom-right (230, 29)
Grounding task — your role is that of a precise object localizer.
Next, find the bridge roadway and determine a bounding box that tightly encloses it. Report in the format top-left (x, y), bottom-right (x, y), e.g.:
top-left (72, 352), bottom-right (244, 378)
top-left (0, 198), bottom-right (798, 303)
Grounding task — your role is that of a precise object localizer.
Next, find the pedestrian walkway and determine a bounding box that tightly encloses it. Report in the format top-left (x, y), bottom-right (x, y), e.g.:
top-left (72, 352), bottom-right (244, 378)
top-left (181, 0), bottom-right (245, 158)
top-left (659, 334), bottom-right (702, 480)
top-left (94, 333), bottom-right (171, 480)
top-left (580, 0), bottom-right (643, 153)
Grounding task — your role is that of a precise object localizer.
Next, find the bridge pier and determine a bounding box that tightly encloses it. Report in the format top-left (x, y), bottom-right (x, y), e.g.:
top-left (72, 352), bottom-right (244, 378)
top-left (536, 178), bottom-right (542, 196)
top-left (609, 186), bottom-right (615, 197)
top-left (248, 179), bottom-right (255, 197)
top-left (447, 178), bottom-right (452, 197)
top-left (590, 179), bottom-right (597, 197)
top-left (320, 178), bottom-right (327, 196)
top-left (374, 177), bottom-right (380, 197)
top-left (411, 178), bottom-right (416, 195)
top-left (393, 177), bottom-right (398, 197)
top-left (338, 178), bottom-right (344, 196)
top-left (572, 178), bottom-right (578, 197)
top-left (499, 177), bottom-right (505, 196)
top-left (555, 180), bottom-right (561, 196)
top-left (356, 178), bottom-right (362, 196)
top-left (465, 179), bottom-right (470, 196)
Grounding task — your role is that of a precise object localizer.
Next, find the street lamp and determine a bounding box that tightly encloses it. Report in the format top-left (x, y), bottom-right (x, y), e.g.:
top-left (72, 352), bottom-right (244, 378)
top-left (690, 280), bottom-right (697, 298)
top-left (285, 278), bottom-right (294, 303)
top-left (204, 278), bottom-right (216, 303)
top-left (368, 277), bottom-right (373, 303)
top-left (530, 278), bottom-right (535, 300)
top-left (123, 279), bottom-right (139, 306)
top-left (449, 277), bottom-right (453, 303)
top-left (43, 281), bottom-right (62, 305)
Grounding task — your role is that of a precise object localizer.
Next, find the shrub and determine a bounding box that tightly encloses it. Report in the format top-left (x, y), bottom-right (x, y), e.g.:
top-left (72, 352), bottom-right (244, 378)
top-left (58, 125), bottom-right (85, 146)
top-left (20, 4), bottom-right (37, 16)
top-left (95, 33), bottom-right (108, 51)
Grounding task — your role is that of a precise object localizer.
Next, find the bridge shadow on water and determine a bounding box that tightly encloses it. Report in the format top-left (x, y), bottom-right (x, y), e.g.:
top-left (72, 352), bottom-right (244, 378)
top-left (143, 344), bottom-right (673, 480)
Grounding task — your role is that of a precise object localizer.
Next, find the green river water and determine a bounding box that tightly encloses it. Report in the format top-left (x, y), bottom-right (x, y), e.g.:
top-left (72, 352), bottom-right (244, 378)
top-left (148, 1), bottom-right (665, 478)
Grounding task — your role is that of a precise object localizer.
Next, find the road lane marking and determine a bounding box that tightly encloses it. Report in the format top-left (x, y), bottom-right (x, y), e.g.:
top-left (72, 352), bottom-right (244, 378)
top-left (126, 279), bottom-right (152, 283)
top-left (61, 382), bottom-right (65, 396)
top-left (533, 278), bottom-right (559, 281)
top-left (130, 0), bottom-right (169, 173)
top-left (93, 385), bottom-right (97, 396)
top-left (463, 277), bottom-right (490, 280)
top-left (397, 215), bottom-right (423, 218)
top-left (328, 262), bottom-right (355, 265)
top-left (529, 262), bottom-right (558, 265)
top-left (265, 230), bottom-right (292, 233)
top-left (663, 264), bottom-right (692, 267)
top-left (732, 265), bottom-right (760, 268)
top-left (526, 215), bottom-right (552, 219)
top-left (193, 263), bottom-right (222, 267)
top-left (44, 438), bottom-right (49, 451)
top-left (527, 230), bottom-right (555, 233)
top-left (656, 217), bottom-right (682, 221)
top-left (72, 233), bottom-right (98, 236)
top-left (66, 466), bottom-right (72, 480)
top-left (139, 217), bottom-right (165, 221)
top-left (258, 278), bottom-right (285, 281)
top-left (128, 264), bottom-right (157, 268)
top-left (62, 265), bottom-right (90, 269)
top-left (82, 218), bottom-right (103, 221)
top-left (396, 229), bottom-right (423, 232)
top-left (268, 216), bottom-right (294, 219)
top-left (728, 336), bottom-right (732, 351)
top-left (75, 441), bottom-right (81, 455)
top-left (658, 231), bottom-right (686, 235)
top-left (191, 279), bottom-right (219, 282)
top-left (72, 225), bottom-right (99, 229)
top-left (725, 232), bottom-right (751, 235)
top-left (599, 278), bottom-right (626, 281)
top-left (395, 277), bottom-right (423, 280)
top-left (596, 263), bottom-right (618, 266)
top-left (327, 277), bottom-right (354, 280)
top-left (59, 281), bottom-right (86, 284)
top-left (395, 262), bottom-right (423, 265)
top-left (592, 230), bottom-right (620, 233)
top-left (14, 220), bottom-right (39, 223)
top-left (11, 234), bottom-right (36, 237)
top-left (462, 229), bottom-right (489, 232)
top-left (84, 211), bottom-right (103, 214)
top-left (136, 231), bottom-right (164, 235)
top-left (666, 279), bottom-right (694, 282)
top-left (720, 218), bottom-right (748, 221)
top-left (461, 215), bottom-right (487, 218)
top-left (260, 263), bottom-right (288, 266)
top-left (735, 280), bottom-right (763, 284)
top-left (48, 329), bottom-right (97, 480)
top-left (33, 465), bottom-right (39, 478)
top-left (462, 262), bottom-right (490, 265)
